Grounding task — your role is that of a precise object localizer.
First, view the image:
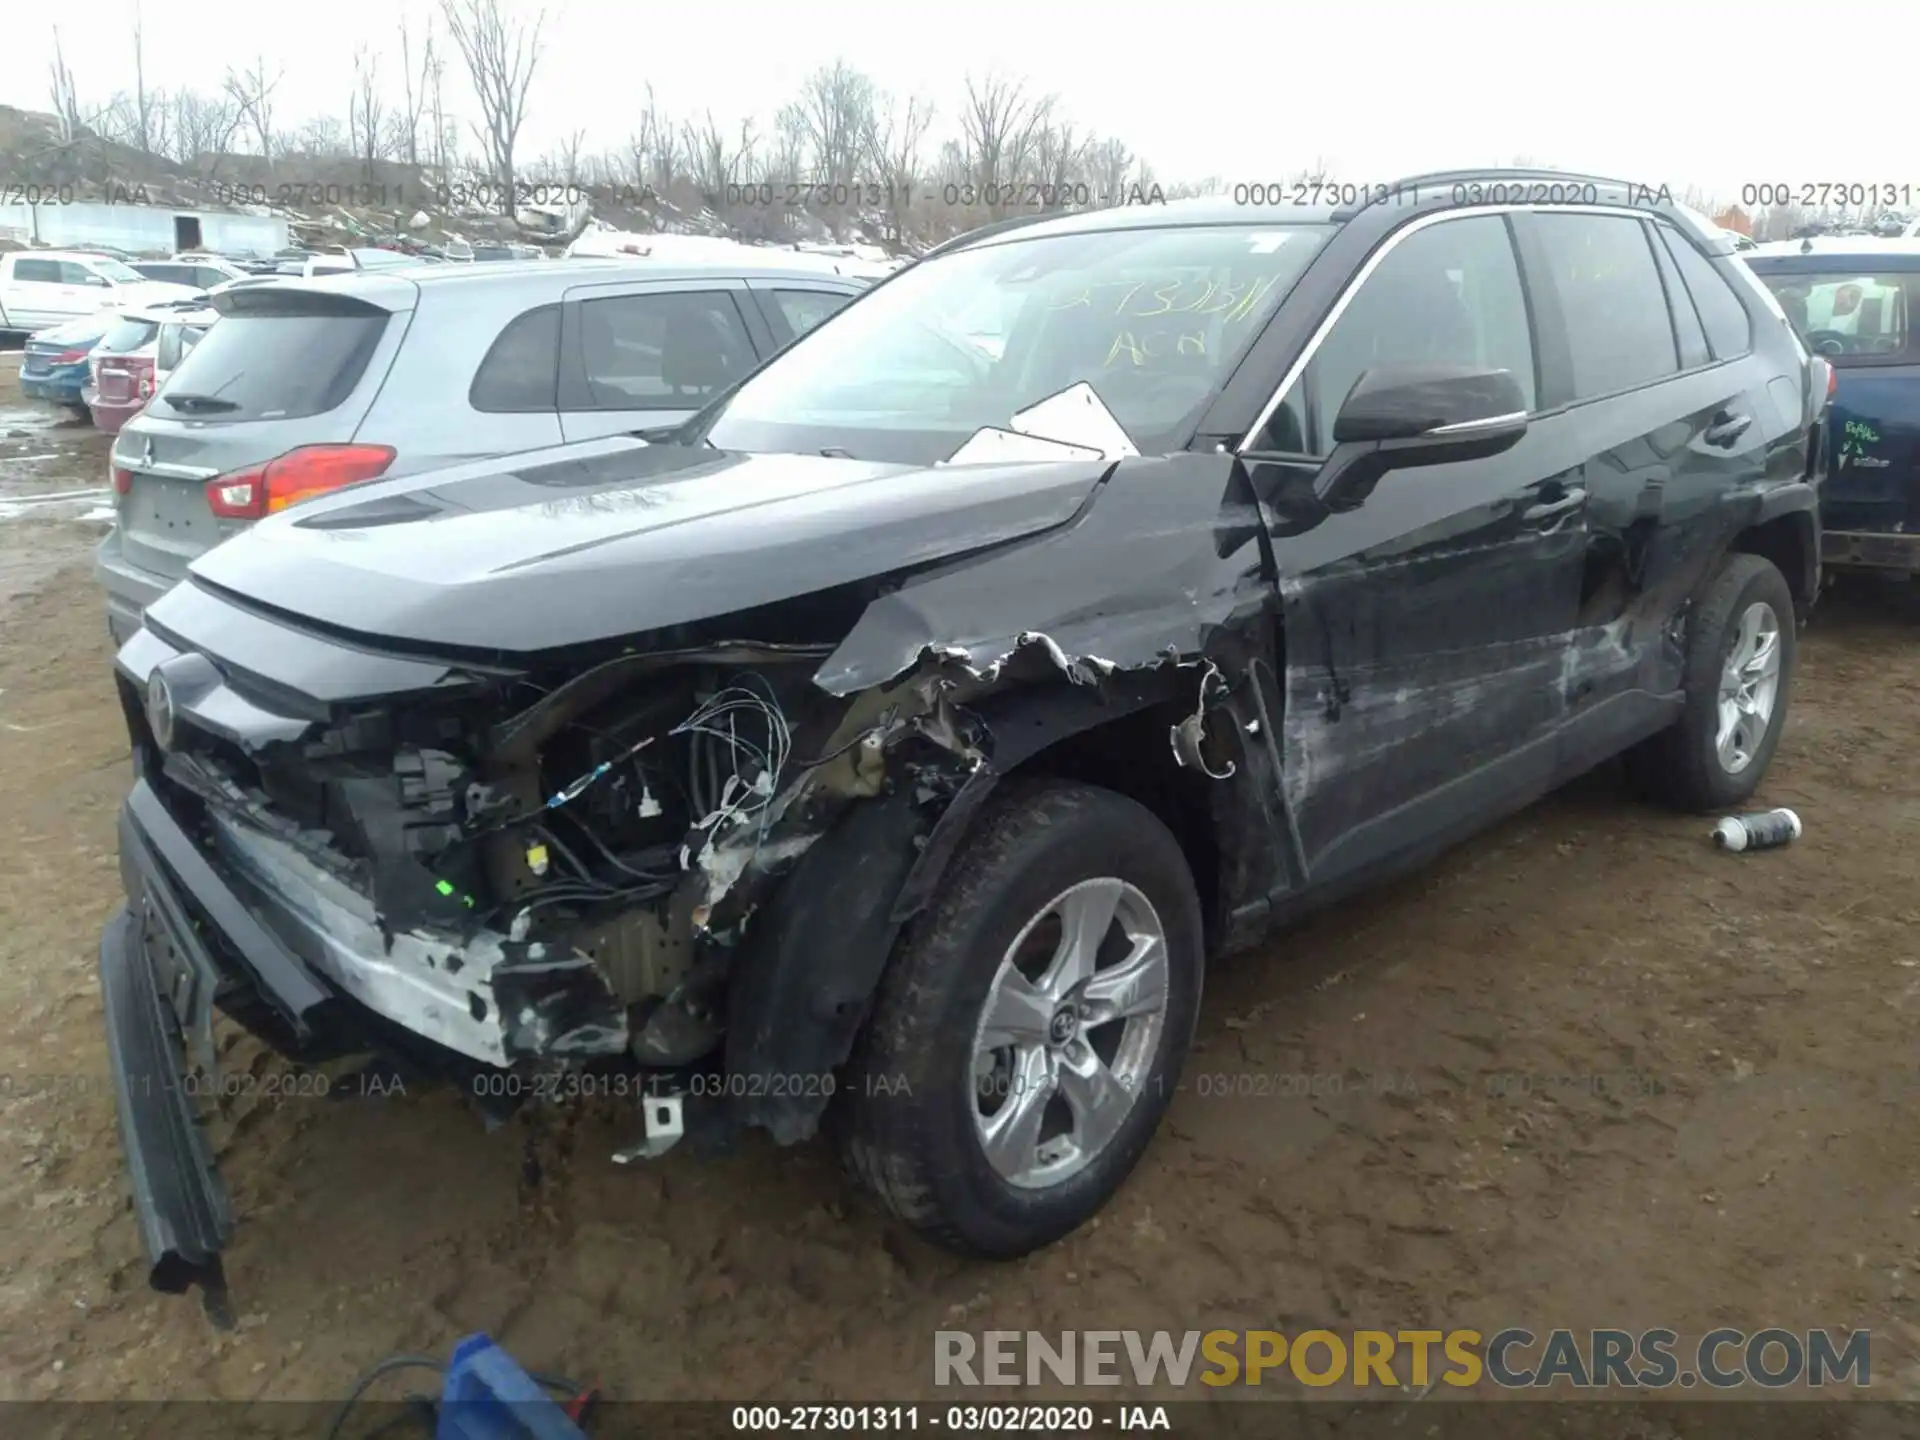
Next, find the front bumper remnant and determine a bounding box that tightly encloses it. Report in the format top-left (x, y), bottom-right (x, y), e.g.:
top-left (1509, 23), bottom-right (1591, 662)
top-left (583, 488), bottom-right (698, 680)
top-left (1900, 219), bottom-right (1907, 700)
top-left (101, 779), bottom-right (336, 1326)
top-left (99, 907), bottom-right (236, 1327)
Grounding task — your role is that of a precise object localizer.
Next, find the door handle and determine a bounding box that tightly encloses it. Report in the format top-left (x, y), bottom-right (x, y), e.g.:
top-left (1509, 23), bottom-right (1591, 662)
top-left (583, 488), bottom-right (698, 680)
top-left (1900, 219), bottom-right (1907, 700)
top-left (1705, 412), bottom-right (1752, 447)
top-left (1523, 487), bottom-right (1587, 526)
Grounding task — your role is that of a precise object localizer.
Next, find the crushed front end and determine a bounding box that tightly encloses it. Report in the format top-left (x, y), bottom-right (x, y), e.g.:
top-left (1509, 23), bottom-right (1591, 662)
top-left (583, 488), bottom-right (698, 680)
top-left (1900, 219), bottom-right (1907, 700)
top-left (101, 578), bottom-right (988, 1318)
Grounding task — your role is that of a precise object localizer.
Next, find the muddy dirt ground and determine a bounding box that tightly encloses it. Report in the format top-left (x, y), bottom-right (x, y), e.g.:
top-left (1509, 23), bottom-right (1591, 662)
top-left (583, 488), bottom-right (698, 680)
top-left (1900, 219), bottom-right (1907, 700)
top-left (1, 348), bottom-right (1918, 1408)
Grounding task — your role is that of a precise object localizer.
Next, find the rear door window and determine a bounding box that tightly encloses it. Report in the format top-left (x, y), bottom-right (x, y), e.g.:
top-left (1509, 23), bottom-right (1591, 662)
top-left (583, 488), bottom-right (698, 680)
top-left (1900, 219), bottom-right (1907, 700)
top-left (470, 304), bottom-right (561, 412)
top-left (12, 258), bottom-right (61, 283)
top-left (572, 290), bottom-right (759, 409)
top-left (150, 309), bottom-right (390, 419)
top-left (1529, 213), bottom-right (1679, 400)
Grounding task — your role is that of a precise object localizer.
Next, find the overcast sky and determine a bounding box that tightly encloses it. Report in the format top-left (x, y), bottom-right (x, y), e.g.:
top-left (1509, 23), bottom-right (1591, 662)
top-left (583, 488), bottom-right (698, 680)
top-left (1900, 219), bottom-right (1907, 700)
top-left (8, 0), bottom-right (1913, 208)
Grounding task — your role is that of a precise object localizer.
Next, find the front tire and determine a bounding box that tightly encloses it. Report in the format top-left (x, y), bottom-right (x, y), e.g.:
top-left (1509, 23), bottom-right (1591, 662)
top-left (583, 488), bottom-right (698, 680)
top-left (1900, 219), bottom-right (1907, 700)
top-left (837, 781), bottom-right (1203, 1258)
top-left (1630, 551), bottom-right (1795, 812)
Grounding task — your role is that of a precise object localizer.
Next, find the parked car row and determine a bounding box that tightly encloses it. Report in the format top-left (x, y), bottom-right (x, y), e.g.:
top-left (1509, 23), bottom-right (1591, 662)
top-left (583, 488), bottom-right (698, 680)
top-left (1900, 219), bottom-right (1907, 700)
top-left (84, 170), bottom-right (1860, 1321)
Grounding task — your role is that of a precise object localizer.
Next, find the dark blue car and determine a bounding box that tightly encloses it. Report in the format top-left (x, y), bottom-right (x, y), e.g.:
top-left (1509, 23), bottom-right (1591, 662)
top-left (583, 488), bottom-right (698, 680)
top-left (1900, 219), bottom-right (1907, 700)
top-left (1745, 238), bottom-right (1920, 575)
top-left (19, 315), bottom-right (109, 414)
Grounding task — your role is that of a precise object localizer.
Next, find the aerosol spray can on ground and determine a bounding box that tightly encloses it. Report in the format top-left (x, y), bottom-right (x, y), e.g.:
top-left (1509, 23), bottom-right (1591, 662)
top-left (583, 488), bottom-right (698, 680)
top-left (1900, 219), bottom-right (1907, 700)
top-left (1711, 808), bottom-right (1802, 853)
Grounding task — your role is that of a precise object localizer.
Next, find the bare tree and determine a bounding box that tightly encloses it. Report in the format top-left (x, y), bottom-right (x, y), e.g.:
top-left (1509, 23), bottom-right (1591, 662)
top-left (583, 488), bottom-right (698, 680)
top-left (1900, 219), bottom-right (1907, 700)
top-left (863, 91), bottom-right (933, 239)
top-left (428, 40), bottom-right (453, 174)
top-left (292, 116), bottom-right (350, 158)
top-left (785, 61), bottom-right (876, 188)
top-left (1086, 136), bottom-right (1133, 210)
top-left (440, 0), bottom-right (545, 214)
top-left (960, 73), bottom-right (1051, 218)
top-left (1028, 118), bottom-right (1086, 210)
top-left (627, 85), bottom-right (683, 196)
top-left (396, 16), bottom-right (437, 169)
top-left (683, 112), bottom-right (756, 198)
top-left (49, 27), bottom-right (84, 143)
top-left (223, 57), bottom-right (283, 165)
top-left (167, 89), bottom-right (243, 172)
top-left (127, 3), bottom-right (159, 154)
top-left (555, 127), bottom-right (585, 185)
top-left (350, 47), bottom-right (386, 181)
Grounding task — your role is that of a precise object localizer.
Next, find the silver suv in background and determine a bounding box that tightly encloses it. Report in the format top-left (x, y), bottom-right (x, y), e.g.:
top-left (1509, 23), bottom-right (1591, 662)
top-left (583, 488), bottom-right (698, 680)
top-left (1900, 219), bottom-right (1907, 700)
top-left (97, 258), bottom-right (873, 642)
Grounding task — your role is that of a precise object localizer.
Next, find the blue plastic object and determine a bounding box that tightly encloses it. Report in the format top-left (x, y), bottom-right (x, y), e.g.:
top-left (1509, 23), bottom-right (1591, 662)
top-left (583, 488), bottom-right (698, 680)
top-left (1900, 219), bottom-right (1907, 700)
top-left (437, 1333), bottom-right (587, 1440)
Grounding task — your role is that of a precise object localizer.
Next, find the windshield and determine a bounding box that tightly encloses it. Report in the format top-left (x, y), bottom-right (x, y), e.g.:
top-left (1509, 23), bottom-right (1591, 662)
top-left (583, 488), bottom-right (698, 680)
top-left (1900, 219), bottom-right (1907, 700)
top-left (93, 258), bottom-right (145, 284)
top-left (703, 222), bottom-right (1330, 463)
top-left (1747, 266), bottom-right (1916, 361)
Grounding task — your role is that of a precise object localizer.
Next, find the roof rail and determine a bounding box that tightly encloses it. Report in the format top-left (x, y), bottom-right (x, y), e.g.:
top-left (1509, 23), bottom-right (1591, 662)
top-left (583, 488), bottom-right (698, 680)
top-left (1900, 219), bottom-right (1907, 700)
top-left (1385, 167), bottom-right (1637, 192)
top-left (919, 211), bottom-right (1058, 260)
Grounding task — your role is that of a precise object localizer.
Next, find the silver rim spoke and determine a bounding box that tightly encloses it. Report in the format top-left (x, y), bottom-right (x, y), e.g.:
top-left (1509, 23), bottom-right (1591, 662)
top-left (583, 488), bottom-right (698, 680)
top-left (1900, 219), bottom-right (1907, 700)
top-left (1714, 601), bottom-right (1781, 775)
top-left (969, 876), bottom-right (1171, 1190)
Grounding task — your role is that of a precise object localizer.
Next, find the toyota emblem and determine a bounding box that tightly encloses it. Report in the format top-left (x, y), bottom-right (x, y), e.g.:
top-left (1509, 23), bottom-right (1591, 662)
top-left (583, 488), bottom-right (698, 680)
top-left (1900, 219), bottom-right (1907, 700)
top-left (145, 670), bottom-right (177, 752)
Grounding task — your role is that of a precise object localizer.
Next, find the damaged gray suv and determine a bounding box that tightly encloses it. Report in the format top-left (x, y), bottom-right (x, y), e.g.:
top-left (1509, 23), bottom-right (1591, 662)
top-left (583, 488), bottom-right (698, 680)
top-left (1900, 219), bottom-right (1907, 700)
top-left (102, 171), bottom-right (1826, 1315)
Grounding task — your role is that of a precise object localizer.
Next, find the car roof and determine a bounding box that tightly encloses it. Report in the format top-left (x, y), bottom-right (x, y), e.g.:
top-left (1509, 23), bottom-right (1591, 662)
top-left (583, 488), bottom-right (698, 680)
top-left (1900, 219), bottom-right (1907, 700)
top-left (1745, 236), bottom-right (1920, 261)
top-left (12, 249), bottom-right (123, 263)
top-left (216, 257), bottom-right (872, 314)
top-left (926, 169), bottom-right (1727, 257)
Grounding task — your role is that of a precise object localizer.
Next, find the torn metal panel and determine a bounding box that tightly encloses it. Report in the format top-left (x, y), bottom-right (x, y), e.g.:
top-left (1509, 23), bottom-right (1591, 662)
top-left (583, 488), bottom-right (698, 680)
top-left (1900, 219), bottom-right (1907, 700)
top-left (815, 453), bottom-right (1271, 696)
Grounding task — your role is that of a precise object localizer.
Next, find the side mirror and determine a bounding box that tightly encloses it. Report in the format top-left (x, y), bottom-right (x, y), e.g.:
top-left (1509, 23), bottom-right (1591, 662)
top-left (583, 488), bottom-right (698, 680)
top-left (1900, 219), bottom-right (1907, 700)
top-left (1319, 364), bottom-right (1529, 512)
top-left (86, 274), bottom-right (113, 287)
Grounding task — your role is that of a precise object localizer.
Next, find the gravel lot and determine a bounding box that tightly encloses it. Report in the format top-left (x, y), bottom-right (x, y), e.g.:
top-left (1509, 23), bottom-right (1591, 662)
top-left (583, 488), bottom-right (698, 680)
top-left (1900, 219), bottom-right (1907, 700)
top-left (2, 355), bottom-right (1918, 1407)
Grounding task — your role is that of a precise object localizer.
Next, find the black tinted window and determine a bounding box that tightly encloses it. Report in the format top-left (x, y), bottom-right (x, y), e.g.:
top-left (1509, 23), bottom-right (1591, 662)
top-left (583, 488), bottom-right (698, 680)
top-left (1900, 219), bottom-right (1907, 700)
top-left (470, 304), bottom-right (560, 412)
top-left (151, 311), bottom-right (389, 420)
top-left (58, 261), bottom-right (102, 285)
top-left (99, 318), bottom-right (160, 353)
top-left (136, 263), bottom-right (189, 285)
top-left (1531, 214), bottom-right (1676, 399)
top-left (1288, 214), bottom-right (1535, 455)
top-left (13, 259), bottom-right (60, 283)
top-left (1649, 230), bottom-right (1709, 369)
top-left (574, 291), bottom-right (758, 410)
top-left (771, 288), bottom-right (852, 339)
top-left (1658, 229), bottom-right (1753, 360)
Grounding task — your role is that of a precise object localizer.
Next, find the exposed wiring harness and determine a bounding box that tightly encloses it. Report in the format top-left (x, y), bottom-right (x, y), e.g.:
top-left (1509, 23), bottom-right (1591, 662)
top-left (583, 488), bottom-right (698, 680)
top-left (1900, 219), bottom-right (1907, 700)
top-left (322, 1351), bottom-right (597, 1440)
top-left (674, 676), bottom-right (793, 853)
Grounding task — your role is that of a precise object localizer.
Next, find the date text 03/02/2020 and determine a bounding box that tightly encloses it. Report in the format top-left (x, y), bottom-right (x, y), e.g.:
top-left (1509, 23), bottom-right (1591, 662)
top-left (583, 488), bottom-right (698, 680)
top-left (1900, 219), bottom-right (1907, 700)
top-left (728, 1404), bottom-right (1173, 1431)
top-left (1228, 179), bottom-right (1676, 209)
top-left (721, 181), bottom-right (1169, 210)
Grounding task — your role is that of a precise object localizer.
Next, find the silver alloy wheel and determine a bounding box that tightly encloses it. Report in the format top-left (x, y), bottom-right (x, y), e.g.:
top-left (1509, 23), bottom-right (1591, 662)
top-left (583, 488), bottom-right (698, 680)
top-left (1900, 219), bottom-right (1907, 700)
top-left (969, 877), bottom-right (1170, 1191)
top-left (1715, 600), bottom-right (1782, 775)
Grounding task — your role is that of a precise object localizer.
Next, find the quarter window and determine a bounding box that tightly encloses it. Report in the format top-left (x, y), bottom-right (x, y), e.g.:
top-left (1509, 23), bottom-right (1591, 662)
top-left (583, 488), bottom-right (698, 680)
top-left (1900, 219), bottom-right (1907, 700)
top-left (1648, 229), bottom-right (1710, 369)
top-left (1530, 213), bottom-right (1678, 400)
top-left (573, 291), bottom-right (758, 410)
top-left (1276, 214), bottom-right (1535, 456)
top-left (1657, 228), bottom-right (1753, 361)
top-left (470, 304), bottom-right (561, 412)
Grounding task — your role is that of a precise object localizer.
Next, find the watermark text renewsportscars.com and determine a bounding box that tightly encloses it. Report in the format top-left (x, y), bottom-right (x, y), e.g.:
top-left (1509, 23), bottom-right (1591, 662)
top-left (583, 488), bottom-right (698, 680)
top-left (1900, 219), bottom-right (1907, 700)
top-left (935, 1328), bottom-right (1871, 1390)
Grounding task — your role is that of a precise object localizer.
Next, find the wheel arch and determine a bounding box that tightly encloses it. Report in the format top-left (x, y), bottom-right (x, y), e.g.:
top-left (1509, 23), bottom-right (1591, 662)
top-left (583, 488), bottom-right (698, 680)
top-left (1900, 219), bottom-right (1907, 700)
top-left (723, 667), bottom-right (1234, 1147)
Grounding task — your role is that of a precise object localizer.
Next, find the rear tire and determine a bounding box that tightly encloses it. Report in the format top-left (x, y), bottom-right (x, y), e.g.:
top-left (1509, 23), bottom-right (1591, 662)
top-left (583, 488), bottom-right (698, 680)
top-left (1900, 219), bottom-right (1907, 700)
top-left (1629, 552), bottom-right (1795, 812)
top-left (836, 781), bottom-right (1203, 1258)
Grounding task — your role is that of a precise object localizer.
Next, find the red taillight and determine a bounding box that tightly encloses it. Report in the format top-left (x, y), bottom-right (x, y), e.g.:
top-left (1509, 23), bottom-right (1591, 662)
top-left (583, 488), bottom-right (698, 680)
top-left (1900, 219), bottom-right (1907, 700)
top-left (206, 445), bottom-right (397, 520)
top-left (112, 466), bottom-right (132, 495)
top-left (54, 348), bottom-right (91, 364)
top-left (1828, 365), bottom-right (1838, 398)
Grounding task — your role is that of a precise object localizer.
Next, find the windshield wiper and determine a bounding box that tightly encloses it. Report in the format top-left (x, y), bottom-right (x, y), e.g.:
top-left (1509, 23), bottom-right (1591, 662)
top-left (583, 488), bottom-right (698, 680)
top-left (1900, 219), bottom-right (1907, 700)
top-left (162, 393), bottom-right (241, 413)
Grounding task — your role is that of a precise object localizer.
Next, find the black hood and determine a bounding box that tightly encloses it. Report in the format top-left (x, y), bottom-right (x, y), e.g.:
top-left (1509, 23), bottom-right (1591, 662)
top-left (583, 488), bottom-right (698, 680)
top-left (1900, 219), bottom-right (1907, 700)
top-left (188, 437), bottom-right (1112, 652)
